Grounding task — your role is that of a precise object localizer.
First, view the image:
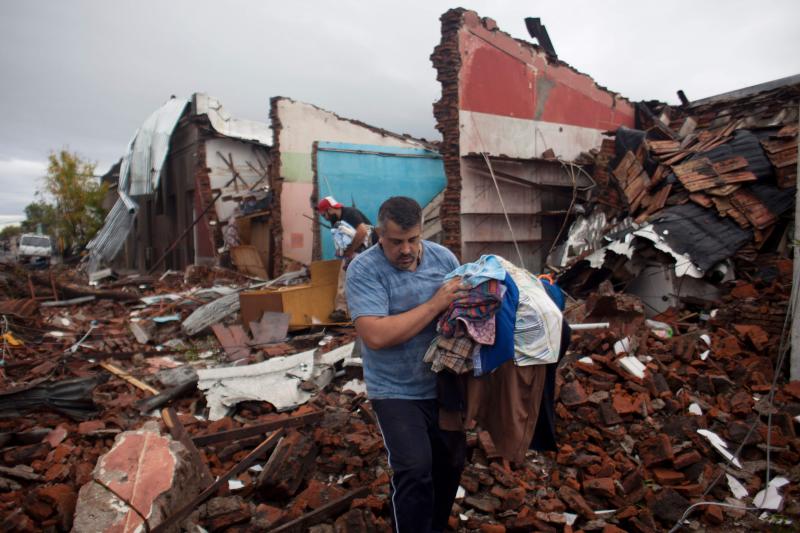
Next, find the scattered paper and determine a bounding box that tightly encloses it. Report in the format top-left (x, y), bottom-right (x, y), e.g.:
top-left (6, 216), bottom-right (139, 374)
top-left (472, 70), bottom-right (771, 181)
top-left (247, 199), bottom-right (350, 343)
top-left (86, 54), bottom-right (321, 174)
top-left (60, 318), bottom-right (71, 327)
top-left (699, 334), bottom-right (711, 360)
top-left (726, 474), bottom-right (748, 499)
top-left (578, 357), bottom-right (594, 365)
top-left (563, 513), bottom-right (578, 526)
top-left (754, 476), bottom-right (790, 510)
top-left (697, 429), bottom-right (742, 468)
top-left (619, 356), bottom-right (646, 379)
top-left (337, 473), bottom-right (355, 484)
top-left (228, 479), bottom-right (245, 490)
top-left (152, 314), bottom-right (181, 323)
top-left (342, 379), bottom-right (367, 395)
top-left (759, 511), bottom-right (792, 525)
top-left (248, 464), bottom-right (264, 473)
top-left (140, 294), bottom-right (182, 305)
top-left (688, 403), bottom-right (703, 415)
top-left (614, 337), bottom-right (631, 355)
top-left (456, 486), bottom-right (465, 500)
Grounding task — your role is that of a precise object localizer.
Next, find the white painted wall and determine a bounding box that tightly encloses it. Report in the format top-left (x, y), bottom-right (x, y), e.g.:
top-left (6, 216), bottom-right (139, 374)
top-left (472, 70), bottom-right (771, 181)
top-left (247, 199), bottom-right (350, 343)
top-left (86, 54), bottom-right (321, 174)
top-left (277, 99), bottom-right (428, 155)
top-left (460, 109), bottom-right (608, 161)
top-left (205, 137), bottom-right (269, 222)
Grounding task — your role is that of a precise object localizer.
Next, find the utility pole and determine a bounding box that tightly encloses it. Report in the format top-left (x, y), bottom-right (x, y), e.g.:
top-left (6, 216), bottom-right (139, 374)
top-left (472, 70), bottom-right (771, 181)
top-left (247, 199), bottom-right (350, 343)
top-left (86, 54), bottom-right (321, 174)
top-left (792, 103), bottom-right (800, 381)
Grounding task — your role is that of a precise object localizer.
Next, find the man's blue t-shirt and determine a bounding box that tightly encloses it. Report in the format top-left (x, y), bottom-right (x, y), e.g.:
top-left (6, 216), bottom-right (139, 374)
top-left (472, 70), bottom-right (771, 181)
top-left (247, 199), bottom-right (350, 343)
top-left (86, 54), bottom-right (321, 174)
top-left (345, 240), bottom-right (459, 400)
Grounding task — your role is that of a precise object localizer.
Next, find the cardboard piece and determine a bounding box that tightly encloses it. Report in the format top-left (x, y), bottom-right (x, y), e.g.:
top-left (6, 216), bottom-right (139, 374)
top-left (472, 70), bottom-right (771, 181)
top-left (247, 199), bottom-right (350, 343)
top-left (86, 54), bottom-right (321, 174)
top-left (240, 260), bottom-right (343, 330)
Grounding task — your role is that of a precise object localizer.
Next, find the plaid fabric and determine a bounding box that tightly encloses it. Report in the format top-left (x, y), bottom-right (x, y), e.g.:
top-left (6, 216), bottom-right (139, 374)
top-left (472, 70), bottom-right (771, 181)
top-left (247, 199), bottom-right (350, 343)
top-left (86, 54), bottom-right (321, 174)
top-left (456, 315), bottom-right (496, 344)
top-left (424, 335), bottom-right (478, 374)
top-left (437, 279), bottom-right (504, 338)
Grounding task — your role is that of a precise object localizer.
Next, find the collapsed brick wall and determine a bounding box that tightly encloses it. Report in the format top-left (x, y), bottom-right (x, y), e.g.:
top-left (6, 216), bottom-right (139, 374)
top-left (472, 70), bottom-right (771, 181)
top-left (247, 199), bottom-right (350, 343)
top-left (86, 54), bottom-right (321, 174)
top-left (269, 96), bottom-right (285, 277)
top-left (431, 8), bottom-right (466, 260)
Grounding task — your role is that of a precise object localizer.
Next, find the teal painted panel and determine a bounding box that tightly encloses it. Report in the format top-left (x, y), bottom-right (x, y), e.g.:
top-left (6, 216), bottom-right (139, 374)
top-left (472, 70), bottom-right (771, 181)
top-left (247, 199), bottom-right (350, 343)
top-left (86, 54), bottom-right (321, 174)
top-left (316, 142), bottom-right (445, 260)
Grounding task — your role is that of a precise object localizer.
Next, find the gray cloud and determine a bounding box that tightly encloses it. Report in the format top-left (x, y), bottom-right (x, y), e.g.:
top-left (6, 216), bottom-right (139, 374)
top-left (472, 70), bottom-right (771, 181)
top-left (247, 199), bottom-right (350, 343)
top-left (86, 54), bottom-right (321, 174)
top-left (1, 0), bottom-right (798, 222)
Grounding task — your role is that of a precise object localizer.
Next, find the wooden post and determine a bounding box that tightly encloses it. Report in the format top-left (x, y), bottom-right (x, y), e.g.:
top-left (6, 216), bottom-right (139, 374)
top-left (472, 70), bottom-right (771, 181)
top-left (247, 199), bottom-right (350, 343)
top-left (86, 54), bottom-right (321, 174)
top-left (791, 104), bottom-right (800, 381)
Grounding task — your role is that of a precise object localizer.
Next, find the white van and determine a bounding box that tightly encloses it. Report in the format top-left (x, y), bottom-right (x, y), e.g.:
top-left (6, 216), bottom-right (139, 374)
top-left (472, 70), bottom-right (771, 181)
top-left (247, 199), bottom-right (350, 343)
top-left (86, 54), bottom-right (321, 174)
top-left (17, 233), bottom-right (53, 265)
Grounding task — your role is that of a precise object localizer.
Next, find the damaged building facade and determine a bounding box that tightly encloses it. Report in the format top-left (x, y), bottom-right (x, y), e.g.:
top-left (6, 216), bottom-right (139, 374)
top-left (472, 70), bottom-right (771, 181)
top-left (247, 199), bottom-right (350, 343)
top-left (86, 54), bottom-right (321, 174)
top-left (268, 97), bottom-right (445, 272)
top-left (554, 76), bottom-right (799, 318)
top-left (1, 7), bottom-right (799, 533)
top-left (430, 9), bottom-right (636, 271)
top-left (89, 94), bottom-right (272, 275)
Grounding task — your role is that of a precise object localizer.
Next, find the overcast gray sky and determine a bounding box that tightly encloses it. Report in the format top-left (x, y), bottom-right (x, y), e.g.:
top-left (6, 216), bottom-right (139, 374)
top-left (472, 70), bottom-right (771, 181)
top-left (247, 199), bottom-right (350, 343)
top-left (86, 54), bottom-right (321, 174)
top-left (1, 0), bottom-right (798, 227)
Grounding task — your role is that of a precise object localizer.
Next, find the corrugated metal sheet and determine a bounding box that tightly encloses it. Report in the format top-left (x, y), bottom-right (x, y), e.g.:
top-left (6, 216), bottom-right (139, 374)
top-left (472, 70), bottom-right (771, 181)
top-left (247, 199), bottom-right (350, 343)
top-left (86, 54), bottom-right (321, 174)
top-left (87, 98), bottom-right (190, 272)
top-left (650, 203), bottom-right (752, 272)
top-left (195, 94), bottom-right (272, 146)
top-left (128, 97), bottom-right (190, 196)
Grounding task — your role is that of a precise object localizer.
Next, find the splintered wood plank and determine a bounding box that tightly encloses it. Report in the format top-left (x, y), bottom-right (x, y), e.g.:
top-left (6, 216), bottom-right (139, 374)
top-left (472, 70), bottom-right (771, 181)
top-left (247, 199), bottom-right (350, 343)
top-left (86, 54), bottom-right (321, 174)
top-left (672, 158), bottom-right (713, 177)
top-left (689, 192), bottom-right (714, 208)
top-left (711, 156), bottom-right (748, 175)
top-left (648, 165), bottom-right (668, 190)
top-left (677, 170), bottom-right (757, 192)
top-left (613, 151), bottom-right (638, 188)
top-left (730, 190), bottom-right (777, 230)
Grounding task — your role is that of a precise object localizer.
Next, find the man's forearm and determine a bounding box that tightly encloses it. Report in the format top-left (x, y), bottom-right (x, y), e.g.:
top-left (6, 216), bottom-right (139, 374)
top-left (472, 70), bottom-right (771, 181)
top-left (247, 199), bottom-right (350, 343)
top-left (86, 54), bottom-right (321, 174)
top-left (355, 301), bottom-right (441, 350)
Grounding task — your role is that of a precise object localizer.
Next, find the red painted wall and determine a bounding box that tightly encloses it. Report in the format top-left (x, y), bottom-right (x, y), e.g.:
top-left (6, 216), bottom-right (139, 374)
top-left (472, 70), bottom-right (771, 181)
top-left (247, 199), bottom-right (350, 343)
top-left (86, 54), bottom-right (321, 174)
top-left (458, 14), bottom-right (635, 131)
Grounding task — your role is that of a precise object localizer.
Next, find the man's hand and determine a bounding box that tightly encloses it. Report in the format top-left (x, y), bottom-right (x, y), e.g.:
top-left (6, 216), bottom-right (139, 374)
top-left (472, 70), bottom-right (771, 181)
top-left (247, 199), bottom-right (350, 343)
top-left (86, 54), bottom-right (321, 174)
top-left (430, 277), bottom-right (468, 313)
top-left (354, 277), bottom-right (469, 351)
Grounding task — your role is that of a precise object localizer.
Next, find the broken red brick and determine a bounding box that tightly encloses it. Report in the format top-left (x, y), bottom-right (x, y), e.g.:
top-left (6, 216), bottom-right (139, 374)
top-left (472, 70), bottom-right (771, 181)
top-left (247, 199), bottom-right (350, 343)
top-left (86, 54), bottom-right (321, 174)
top-left (560, 381), bottom-right (588, 407)
top-left (558, 485), bottom-right (596, 519)
top-left (638, 434), bottom-right (674, 467)
top-left (43, 426), bottom-right (69, 448)
top-left (478, 430), bottom-right (500, 458)
top-left (77, 420), bottom-right (106, 435)
top-left (651, 468), bottom-right (685, 486)
top-left (673, 450), bottom-right (702, 469)
top-left (703, 502), bottom-right (724, 524)
top-left (583, 477), bottom-right (616, 498)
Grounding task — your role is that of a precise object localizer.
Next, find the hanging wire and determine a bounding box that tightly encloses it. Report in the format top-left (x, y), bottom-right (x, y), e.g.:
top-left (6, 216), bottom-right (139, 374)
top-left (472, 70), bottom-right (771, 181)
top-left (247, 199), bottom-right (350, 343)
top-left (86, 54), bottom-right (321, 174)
top-left (468, 113), bottom-right (526, 268)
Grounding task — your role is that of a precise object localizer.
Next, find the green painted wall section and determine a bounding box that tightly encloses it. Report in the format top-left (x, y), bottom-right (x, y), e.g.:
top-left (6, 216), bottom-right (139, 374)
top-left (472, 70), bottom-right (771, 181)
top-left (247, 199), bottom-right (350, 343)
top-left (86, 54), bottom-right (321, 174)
top-left (280, 152), bottom-right (313, 183)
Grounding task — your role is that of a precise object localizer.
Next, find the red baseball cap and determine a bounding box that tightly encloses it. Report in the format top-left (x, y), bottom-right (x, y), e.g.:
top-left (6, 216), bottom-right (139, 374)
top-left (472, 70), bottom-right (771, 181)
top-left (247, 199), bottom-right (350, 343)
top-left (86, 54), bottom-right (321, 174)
top-left (317, 196), bottom-right (342, 211)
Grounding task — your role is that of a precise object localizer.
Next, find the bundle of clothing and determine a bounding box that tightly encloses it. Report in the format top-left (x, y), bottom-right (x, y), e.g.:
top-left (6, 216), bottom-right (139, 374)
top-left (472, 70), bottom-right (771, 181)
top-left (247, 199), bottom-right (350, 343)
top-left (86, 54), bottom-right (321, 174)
top-left (331, 220), bottom-right (373, 261)
top-left (424, 255), bottom-right (569, 463)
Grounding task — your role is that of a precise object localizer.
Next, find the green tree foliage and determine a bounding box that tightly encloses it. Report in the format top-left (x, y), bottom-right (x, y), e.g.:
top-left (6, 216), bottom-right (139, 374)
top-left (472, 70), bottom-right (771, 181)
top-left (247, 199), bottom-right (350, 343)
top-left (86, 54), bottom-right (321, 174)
top-left (0, 224), bottom-right (22, 241)
top-left (21, 200), bottom-right (58, 234)
top-left (41, 150), bottom-right (108, 255)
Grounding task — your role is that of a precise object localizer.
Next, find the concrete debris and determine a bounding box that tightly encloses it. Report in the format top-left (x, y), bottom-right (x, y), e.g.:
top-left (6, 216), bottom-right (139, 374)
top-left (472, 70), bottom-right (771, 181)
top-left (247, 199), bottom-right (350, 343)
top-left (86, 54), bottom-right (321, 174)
top-left (72, 421), bottom-right (203, 533)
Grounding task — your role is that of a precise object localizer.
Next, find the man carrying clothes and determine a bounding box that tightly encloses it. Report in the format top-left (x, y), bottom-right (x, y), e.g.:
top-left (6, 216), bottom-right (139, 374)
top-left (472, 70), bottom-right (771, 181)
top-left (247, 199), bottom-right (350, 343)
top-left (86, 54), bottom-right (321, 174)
top-left (317, 195), bottom-right (377, 322)
top-left (346, 196), bottom-right (467, 533)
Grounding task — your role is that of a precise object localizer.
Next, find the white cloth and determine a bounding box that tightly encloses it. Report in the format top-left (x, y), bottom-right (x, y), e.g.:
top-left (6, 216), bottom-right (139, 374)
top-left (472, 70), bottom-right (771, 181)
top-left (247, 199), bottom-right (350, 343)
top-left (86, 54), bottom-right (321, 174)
top-left (332, 221), bottom-right (356, 256)
top-left (497, 257), bottom-right (563, 366)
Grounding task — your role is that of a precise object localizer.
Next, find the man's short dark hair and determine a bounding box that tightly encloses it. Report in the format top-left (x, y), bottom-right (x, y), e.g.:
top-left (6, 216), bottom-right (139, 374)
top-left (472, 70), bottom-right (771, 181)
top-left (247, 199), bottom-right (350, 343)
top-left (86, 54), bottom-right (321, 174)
top-left (378, 196), bottom-right (422, 230)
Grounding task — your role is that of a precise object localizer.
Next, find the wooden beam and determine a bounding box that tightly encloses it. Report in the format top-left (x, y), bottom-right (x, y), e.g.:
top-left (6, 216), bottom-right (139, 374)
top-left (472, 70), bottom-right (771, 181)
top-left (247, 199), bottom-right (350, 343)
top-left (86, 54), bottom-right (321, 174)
top-left (99, 361), bottom-right (159, 395)
top-left (161, 407), bottom-right (213, 488)
top-left (151, 429), bottom-right (284, 533)
top-left (269, 486), bottom-right (370, 533)
top-left (192, 411), bottom-right (322, 447)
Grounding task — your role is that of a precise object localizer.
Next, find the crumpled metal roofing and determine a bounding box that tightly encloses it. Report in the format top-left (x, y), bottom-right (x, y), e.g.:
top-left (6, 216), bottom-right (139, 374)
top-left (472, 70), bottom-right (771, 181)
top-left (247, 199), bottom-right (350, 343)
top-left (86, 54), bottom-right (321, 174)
top-left (194, 93), bottom-right (272, 146)
top-left (86, 97), bottom-right (190, 273)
